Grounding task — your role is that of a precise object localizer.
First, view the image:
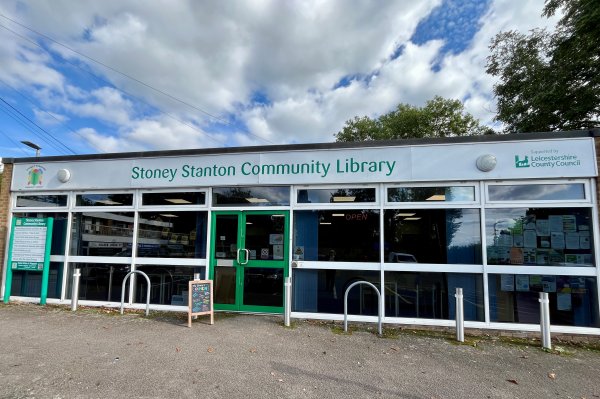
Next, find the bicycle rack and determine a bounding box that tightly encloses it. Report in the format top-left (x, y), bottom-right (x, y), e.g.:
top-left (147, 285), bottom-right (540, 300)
top-left (344, 281), bottom-right (382, 336)
top-left (120, 270), bottom-right (151, 317)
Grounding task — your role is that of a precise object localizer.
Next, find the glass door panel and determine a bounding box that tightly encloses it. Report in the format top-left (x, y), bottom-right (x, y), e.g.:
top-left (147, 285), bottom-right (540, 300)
top-left (245, 213), bottom-right (286, 262)
top-left (243, 267), bottom-right (284, 307)
top-left (214, 267), bottom-right (236, 304)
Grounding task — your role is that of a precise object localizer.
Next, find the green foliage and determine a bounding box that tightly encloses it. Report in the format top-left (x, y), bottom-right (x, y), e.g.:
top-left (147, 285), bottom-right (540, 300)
top-left (487, 0), bottom-right (600, 133)
top-left (335, 96), bottom-right (493, 142)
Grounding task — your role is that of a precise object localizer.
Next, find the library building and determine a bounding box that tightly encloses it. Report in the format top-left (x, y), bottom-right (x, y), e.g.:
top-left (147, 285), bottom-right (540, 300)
top-left (1, 129), bottom-right (599, 335)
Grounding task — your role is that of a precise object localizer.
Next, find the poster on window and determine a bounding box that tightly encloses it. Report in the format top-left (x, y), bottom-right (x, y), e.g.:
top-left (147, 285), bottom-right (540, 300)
top-left (515, 275), bottom-right (529, 291)
top-left (500, 275), bottom-right (514, 291)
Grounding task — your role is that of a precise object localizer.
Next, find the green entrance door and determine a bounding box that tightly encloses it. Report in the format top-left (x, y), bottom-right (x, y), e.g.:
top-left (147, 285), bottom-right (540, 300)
top-left (209, 211), bottom-right (289, 313)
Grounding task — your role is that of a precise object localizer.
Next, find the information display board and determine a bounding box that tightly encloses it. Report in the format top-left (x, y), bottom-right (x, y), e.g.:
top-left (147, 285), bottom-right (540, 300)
top-left (4, 217), bottom-right (53, 304)
top-left (188, 280), bottom-right (214, 327)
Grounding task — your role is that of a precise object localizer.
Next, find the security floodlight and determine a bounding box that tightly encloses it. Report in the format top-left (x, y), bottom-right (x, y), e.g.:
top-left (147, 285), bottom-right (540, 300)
top-left (20, 140), bottom-right (41, 157)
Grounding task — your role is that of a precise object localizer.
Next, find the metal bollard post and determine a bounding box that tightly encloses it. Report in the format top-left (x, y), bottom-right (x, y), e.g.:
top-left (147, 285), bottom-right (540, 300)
top-left (539, 292), bottom-right (552, 349)
top-left (284, 277), bottom-right (292, 327)
top-left (455, 288), bottom-right (464, 342)
top-left (71, 268), bottom-right (81, 311)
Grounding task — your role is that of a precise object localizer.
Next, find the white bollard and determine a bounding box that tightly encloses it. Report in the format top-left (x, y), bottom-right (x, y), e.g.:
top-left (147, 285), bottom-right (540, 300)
top-left (284, 277), bottom-right (292, 327)
top-left (455, 287), bottom-right (464, 342)
top-left (539, 292), bottom-right (552, 349)
top-left (71, 268), bottom-right (81, 311)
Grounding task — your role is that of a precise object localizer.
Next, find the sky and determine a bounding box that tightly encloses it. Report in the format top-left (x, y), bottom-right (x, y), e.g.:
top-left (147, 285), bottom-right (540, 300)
top-left (0, 0), bottom-right (560, 159)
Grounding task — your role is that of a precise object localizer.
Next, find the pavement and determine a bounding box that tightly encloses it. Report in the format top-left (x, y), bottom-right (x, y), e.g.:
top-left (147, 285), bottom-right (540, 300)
top-left (0, 303), bottom-right (599, 399)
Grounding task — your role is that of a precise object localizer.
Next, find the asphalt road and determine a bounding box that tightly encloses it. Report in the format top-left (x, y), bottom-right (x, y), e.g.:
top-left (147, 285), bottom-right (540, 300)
top-left (0, 303), bottom-right (599, 399)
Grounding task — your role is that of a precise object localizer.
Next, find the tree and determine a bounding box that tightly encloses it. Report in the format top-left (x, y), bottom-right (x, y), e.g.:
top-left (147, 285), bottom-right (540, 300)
top-left (486, 0), bottom-right (600, 133)
top-left (335, 96), bottom-right (492, 142)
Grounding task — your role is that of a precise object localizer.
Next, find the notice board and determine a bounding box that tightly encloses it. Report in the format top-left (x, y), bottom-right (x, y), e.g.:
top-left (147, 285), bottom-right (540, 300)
top-left (188, 280), bottom-right (214, 327)
top-left (4, 217), bottom-right (53, 304)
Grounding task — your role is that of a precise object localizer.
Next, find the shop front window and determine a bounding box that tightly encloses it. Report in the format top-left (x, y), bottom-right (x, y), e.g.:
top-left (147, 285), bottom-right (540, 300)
top-left (388, 186), bottom-right (475, 202)
top-left (70, 212), bottom-right (134, 256)
top-left (13, 212), bottom-right (69, 256)
top-left (489, 274), bottom-right (599, 327)
top-left (142, 191), bottom-right (206, 206)
top-left (212, 186), bottom-right (289, 206)
top-left (384, 209), bottom-right (481, 264)
top-left (137, 212), bottom-right (207, 258)
top-left (383, 272), bottom-right (484, 321)
top-left (76, 193), bottom-right (133, 207)
top-left (294, 210), bottom-right (380, 262)
top-left (297, 188), bottom-right (376, 203)
top-left (292, 269), bottom-right (380, 315)
top-left (10, 262), bottom-right (64, 299)
top-left (486, 208), bottom-right (594, 266)
top-left (488, 183), bottom-right (585, 201)
top-left (66, 263), bottom-right (130, 302)
top-left (133, 265), bottom-right (204, 305)
top-left (16, 195), bottom-right (68, 207)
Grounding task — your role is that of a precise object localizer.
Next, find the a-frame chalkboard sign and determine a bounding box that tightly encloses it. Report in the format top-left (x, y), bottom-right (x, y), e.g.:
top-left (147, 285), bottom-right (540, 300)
top-left (188, 279), bottom-right (214, 327)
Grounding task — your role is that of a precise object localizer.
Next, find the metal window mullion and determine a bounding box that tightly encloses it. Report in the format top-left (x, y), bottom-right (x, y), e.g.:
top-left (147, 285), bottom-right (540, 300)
top-left (60, 210), bottom-right (74, 302)
top-left (589, 179), bottom-right (600, 321)
top-left (480, 181), bottom-right (490, 325)
top-left (128, 204), bottom-right (140, 305)
top-left (379, 183), bottom-right (385, 321)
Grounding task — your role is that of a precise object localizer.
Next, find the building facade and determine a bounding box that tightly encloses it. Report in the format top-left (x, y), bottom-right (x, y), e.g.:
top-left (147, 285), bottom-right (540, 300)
top-left (2, 130), bottom-right (600, 334)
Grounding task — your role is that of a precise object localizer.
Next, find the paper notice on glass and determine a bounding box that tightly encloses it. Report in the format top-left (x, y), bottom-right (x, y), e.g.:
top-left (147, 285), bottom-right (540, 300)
top-left (551, 232), bottom-right (565, 249)
top-left (564, 254), bottom-right (578, 264)
top-left (498, 247), bottom-right (511, 264)
top-left (529, 275), bottom-right (543, 291)
top-left (562, 215), bottom-right (577, 232)
top-left (500, 275), bottom-right (514, 291)
top-left (549, 250), bottom-right (564, 265)
top-left (513, 235), bottom-right (524, 247)
top-left (516, 275), bottom-right (530, 291)
top-left (557, 292), bottom-right (572, 311)
top-left (524, 221), bottom-right (536, 230)
top-left (580, 236), bottom-right (591, 250)
top-left (549, 215), bottom-right (563, 232)
top-left (536, 220), bottom-right (550, 236)
top-left (523, 248), bottom-right (536, 264)
top-left (510, 248), bottom-right (524, 265)
top-left (273, 244), bottom-right (284, 260)
top-left (536, 250), bottom-right (549, 265)
top-left (565, 232), bottom-right (580, 249)
top-left (542, 276), bottom-right (557, 292)
top-left (269, 234), bottom-right (284, 245)
top-left (524, 230), bottom-right (537, 248)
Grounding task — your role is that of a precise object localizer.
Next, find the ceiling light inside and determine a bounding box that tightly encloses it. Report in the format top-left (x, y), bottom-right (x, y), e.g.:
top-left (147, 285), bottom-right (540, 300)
top-left (246, 198), bottom-right (269, 203)
top-left (426, 195), bottom-right (446, 201)
top-left (332, 213), bottom-right (345, 217)
top-left (332, 196), bottom-right (356, 202)
top-left (159, 214), bottom-right (179, 218)
top-left (319, 222), bottom-right (332, 225)
top-left (95, 199), bottom-right (122, 205)
top-left (165, 198), bottom-right (192, 204)
top-left (394, 213), bottom-right (416, 218)
top-left (404, 217), bottom-right (421, 221)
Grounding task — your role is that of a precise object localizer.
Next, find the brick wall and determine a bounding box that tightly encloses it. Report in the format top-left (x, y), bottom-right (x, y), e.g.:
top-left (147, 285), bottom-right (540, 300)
top-left (0, 163), bottom-right (13, 284)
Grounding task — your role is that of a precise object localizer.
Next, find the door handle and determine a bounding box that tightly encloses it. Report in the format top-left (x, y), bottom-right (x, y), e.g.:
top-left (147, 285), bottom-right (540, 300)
top-left (236, 248), bottom-right (243, 265)
top-left (240, 249), bottom-right (250, 265)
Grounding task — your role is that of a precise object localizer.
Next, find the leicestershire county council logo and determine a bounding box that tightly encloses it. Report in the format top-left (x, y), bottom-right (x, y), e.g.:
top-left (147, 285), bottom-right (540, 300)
top-left (514, 155), bottom-right (530, 168)
top-left (26, 165), bottom-right (46, 187)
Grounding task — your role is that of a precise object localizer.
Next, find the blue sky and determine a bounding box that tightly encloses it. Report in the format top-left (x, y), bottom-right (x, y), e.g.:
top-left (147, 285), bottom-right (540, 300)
top-left (0, 0), bottom-right (557, 158)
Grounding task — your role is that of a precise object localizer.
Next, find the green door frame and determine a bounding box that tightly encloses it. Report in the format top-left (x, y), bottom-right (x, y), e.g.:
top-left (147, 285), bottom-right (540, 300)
top-left (209, 210), bottom-right (289, 313)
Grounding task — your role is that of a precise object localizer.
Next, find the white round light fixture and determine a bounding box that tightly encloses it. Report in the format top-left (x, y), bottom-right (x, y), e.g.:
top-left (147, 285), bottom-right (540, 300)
top-left (57, 168), bottom-right (71, 183)
top-left (476, 154), bottom-right (497, 172)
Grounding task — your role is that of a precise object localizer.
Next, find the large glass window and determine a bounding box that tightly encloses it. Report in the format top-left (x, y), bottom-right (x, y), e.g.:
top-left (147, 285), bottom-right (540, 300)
top-left (292, 269), bottom-right (380, 315)
top-left (384, 272), bottom-right (484, 321)
top-left (133, 265), bottom-right (204, 305)
top-left (76, 193), bottom-right (133, 207)
top-left (212, 186), bottom-right (289, 206)
top-left (297, 188), bottom-right (376, 203)
top-left (66, 263), bottom-right (130, 302)
top-left (488, 184), bottom-right (585, 201)
top-left (489, 274), bottom-right (599, 327)
top-left (388, 186), bottom-right (475, 202)
top-left (16, 195), bottom-right (67, 207)
top-left (384, 209), bottom-right (481, 264)
top-left (70, 212), bottom-right (134, 256)
top-left (294, 210), bottom-right (380, 262)
top-left (486, 208), bottom-right (594, 267)
top-left (137, 212), bottom-right (207, 258)
top-left (141, 191), bottom-right (205, 206)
